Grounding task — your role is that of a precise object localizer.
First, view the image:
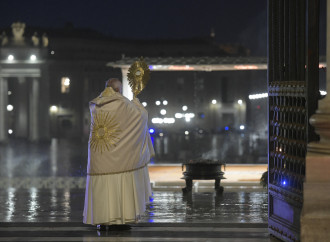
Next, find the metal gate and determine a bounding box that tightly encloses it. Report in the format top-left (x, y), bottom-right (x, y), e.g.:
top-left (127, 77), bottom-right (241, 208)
top-left (268, 0), bottom-right (319, 241)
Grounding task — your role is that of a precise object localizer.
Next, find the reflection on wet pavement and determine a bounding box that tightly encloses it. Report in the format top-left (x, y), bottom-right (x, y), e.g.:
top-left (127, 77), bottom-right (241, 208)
top-left (0, 139), bottom-right (271, 240)
top-left (0, 189), bottom-right (267, 224)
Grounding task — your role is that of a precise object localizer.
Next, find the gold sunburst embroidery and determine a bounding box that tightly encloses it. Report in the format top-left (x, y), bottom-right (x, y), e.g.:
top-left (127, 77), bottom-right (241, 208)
top-left (90, 111), bottom-right (121, 153)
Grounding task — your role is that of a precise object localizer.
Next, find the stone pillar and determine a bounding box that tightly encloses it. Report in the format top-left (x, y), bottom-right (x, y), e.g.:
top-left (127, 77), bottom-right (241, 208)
top-left (15, 77), bottom-right (28, 138)
top-left (29, 78), bottom-right (39, 142)
top-left (121, 68), bottom-right (133, 100)
top-left (301, 0), bottom-right (330, 240)
top-left (0, 77), bottom-right (8, 143)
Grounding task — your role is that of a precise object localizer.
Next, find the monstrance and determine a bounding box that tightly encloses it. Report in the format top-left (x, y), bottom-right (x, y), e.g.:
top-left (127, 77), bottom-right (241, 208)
top-left (127, 57), bottom-right (150, 97)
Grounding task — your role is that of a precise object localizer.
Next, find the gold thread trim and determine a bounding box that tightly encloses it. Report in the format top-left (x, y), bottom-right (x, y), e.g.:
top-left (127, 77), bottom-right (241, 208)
top-left (87, 162), bottom-right (149, 176)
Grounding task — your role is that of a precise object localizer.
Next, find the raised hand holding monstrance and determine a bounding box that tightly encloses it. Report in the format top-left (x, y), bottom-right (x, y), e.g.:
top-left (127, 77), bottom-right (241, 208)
top-left (127, 57), bottom-right (150, 97)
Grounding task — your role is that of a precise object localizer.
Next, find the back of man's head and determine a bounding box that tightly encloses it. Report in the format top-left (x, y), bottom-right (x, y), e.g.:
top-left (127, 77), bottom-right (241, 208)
top-left (106, 78), bottom-right (122, 94)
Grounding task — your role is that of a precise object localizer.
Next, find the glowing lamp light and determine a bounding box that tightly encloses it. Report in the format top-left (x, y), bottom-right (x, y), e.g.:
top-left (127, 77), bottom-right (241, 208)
top-left (8, 55), bottom-right (14, 61)
top-left (142, 102), bottom-right (147, 107)
top-left (175, 113), bottom-right (183, 119)
top-left (152, 118), bottom-right (163, 124)
top-left (64, 78), bottom-right (70, 86)
top-left (163, 118), bottom-right (175, 124)
top-left (249, 93), bottom-right (268, 100)
top-left (50, 105), bottom-right (58, 113)
top-left (320, 90), bottom-right (327, 96)
top-left (185, 131), bottom-right (189, 135)
top-left (282, 180), bottom-right (286, 185)
top-left (7, 104), bottom-right (14, 111)
top-left (238, 99), bottom-right (243, 105)
top-left (240, 125), bottom-right (245, 130)
top-left (185, 113), bottom-right (195, 118)
top-left (160, 109), bottom-right (166, 115)
top-left (155, 101), bottom-right (161, 106)
top-left (149, 128), bottom-right (155, 134)
top-left (51, 51), bottom-right (55, 55)
top-left (8, 91), bottom-right (12, 95)
top-left (182, 105), bottom-right (188, 111)
top-left (212, 99), bottom-right (217, 104)
top-left (30, 55), bottom-right (37, 61)
top-left (159, 133), bottom-right (164, 137)
top-left (185, 117), bottom-right (191, 122)
top-left (163, 100), bottom-right (168, 105)
top-left (225, 126), bottom-right (229, 131)
top-left (8, 129), bottom-right (13, 134)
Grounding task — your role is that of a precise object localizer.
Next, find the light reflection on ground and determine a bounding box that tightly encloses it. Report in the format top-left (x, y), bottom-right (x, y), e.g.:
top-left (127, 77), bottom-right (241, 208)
top-left (0, 189), bottom-right (267, 224)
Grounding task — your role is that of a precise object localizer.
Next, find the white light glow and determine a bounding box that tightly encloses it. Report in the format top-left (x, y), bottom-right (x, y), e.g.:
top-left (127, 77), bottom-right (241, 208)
top-left (152, 118), bottom-right (163, 124)
top-left (51, 51), bottom-right (55, 55)
top-left (238, 99), bottom-right (243, 105)
top-left (160, 109), bottom-right (166, 115)
top-left (50, 105), bottom-right (58, 113)
top-left (7, 105), bottom-right (13, 111)
top-left (185, 131), bottom-right (189, 135)
top-left (142, 102), bottom-right (147, 107)
top-left (320, 90), bottom-right (327, 96)
top-left (182, 105), bottom-right (188, 111)
top-left (175, 113), bottom-right (183, 119)
top-left (240, 125), bottom-right (245, 130)
top-left (64, 78), bottom-right (70, 86)
top-left (212, 99), bottom-right (217, 104)
top-left (8, 129), bottom-right (13, 134)
top-left (185, 117), bottom-right (191, 122)
top-left (163, 118), bottom-right (175, 124)
top-left (8, 91), bottom-right (12, 95)
top-left (152, 117), bottom-right (175, 124)
top-left (185, 113), bottom-right (195, 118)
top-left (8, 55), bottom-right (14, 61)
top-left (249, 93), bottom-right (268, 100)
top-left (155, 101), bottom-right (161, 106)
top-left (159, 133), bottom-right (164, 137)
top-left (30, 55), bottom-right (37, 61)
top-left (163, 100), bottom-right (168, 105)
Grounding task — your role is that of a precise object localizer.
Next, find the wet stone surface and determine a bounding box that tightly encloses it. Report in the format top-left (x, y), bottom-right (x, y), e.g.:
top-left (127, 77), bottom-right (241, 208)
top-left (0, 189), bottom-right (268, 224)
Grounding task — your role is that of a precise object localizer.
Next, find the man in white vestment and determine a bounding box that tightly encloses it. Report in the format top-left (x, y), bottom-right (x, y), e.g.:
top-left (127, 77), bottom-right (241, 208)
top-left (83, 78), bottom-right (154, 230)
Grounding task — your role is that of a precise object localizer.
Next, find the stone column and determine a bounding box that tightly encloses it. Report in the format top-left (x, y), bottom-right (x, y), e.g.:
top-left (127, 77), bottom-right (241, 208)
top-left (301, 0), bottom-right (330, 240)
top-left (15, 77), bottom-right (28, 138)
top-left (121, 68), bottom-right (133, 100)
top-left (29, 78), bottom-right (39, 142)
top-left (0, 77), bottom-right (8, 143)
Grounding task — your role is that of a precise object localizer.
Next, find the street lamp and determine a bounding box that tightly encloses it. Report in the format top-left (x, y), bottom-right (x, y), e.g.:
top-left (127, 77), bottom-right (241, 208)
top-left (50, 105), bottom-right (58, 113)
top-left (7, 104), bottom-right (14, 111)
top-left (8, 55), bottom-right (14, 61)
top-left (30, 55), bottom-right (37, 61)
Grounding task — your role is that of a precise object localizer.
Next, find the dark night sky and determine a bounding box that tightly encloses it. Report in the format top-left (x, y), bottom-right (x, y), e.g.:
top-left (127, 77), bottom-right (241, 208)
top-left (1, 0), bottom-right (326, 56)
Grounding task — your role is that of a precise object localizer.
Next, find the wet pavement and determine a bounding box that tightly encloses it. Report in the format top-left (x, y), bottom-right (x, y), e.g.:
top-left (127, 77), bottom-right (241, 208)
top-left (0, 189), bottom-right (268, 224)
top-left (0, 139), bottom-right (275, 241)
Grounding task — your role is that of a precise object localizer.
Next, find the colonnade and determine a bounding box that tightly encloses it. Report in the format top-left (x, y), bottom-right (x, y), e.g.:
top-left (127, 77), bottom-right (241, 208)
top-left (0, 76), bottom-right (40, 142)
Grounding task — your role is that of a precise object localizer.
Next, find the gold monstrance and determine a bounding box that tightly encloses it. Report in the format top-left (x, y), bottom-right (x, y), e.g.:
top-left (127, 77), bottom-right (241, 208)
top-left (127, 57), bottom-right (150, 97)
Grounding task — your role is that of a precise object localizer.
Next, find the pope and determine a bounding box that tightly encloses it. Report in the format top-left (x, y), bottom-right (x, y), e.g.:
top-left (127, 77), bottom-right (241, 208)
top-left (83, 78), bottom-right (154, 230)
